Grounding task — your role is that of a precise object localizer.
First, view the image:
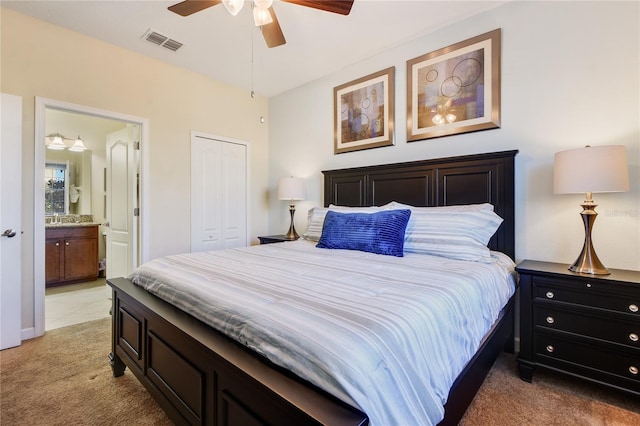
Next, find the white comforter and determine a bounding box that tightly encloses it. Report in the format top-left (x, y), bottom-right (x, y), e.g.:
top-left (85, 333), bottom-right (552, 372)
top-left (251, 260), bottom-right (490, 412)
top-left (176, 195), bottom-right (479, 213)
top-left (129, 240), bottom-right (515, 426)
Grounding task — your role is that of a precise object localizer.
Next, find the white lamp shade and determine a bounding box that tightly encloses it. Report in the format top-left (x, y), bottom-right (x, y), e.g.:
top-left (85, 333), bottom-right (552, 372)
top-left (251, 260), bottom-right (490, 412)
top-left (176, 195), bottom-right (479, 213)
top-left (278, 177), bottom-right (305, 201)
top-left (47, 134), bottom-right (66, 150)
top-left (222, 0), bottom-right (244, 16)
top-left (553, 145), bottom-right (630, 194)
top-left (253, 6), bottom-right (273, 26)
top-left (254, 0), bottom-right (273, 8)
top-left (68, 136), bottom-right (87, 152)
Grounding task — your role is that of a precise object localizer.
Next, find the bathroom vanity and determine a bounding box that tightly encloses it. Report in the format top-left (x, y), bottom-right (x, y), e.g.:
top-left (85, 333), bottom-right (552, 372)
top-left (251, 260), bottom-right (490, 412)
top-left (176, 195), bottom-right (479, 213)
top-left (45, 224), bottom-right (99, 287)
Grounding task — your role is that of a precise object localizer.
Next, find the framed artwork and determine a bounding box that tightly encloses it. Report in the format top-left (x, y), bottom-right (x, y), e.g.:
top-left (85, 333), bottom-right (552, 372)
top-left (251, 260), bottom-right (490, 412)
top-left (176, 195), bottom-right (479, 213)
top-left (407, 29), bottom-right (501, 142)
top-left (334, 67), bottom-right (395, 154)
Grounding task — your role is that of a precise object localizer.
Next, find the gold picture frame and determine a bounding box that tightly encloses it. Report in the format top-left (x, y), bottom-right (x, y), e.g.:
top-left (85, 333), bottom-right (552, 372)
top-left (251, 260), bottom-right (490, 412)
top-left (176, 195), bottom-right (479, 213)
top-left (407, 29), bottom-right (501, 142)
top-left (334, 67), bottom-right (395, 154)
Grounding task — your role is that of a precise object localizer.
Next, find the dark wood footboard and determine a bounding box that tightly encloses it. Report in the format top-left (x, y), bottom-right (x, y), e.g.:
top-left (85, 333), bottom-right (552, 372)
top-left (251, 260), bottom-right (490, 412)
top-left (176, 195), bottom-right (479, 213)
top-left (109, 276), bottom-right (515, 426)
top-left (108, 277), bottom-right (368, 426)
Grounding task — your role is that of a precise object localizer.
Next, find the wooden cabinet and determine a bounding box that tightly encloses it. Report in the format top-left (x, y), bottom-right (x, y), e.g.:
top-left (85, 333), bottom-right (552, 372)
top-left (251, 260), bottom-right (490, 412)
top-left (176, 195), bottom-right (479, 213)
top-left (45, 225), bottom-right (99, 287)
top-left (516, 259), bottom-right (640, 396)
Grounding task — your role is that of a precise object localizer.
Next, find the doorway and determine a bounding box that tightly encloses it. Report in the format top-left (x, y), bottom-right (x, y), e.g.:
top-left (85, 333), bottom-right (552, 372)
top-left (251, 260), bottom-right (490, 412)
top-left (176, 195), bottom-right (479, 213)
top-left (34, 97), bottom-right (148, 336)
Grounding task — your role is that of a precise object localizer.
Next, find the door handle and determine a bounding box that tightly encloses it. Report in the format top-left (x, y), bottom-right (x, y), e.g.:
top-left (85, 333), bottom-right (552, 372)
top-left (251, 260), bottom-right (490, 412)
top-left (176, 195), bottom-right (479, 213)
top-left (1, 229), bottom-right (17, 238)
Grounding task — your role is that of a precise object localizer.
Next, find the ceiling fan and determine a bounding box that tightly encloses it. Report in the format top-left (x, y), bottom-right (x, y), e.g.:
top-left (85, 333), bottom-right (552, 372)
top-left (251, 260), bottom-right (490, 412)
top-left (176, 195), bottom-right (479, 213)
top-left (168, 0), bottom-right (355, 48)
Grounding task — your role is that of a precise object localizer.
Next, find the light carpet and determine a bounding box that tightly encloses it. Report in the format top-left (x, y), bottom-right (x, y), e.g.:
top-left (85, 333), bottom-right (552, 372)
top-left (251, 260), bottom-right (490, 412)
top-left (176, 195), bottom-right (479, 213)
top-left (1, 318), bottom-right (638, 425)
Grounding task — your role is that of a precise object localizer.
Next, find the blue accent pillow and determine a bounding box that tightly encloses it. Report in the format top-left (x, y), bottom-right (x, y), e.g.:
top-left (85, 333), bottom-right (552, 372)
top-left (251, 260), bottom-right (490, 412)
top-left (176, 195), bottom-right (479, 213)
top-left (316, 209), bottom-right (411, 257)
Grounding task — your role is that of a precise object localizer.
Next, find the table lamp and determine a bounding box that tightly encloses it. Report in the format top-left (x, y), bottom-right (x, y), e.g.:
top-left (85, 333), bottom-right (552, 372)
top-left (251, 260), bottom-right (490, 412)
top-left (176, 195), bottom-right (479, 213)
top-left (278, 177), bottom-right (305, 240)
top-left (553, 145), bottom-right (630, 275)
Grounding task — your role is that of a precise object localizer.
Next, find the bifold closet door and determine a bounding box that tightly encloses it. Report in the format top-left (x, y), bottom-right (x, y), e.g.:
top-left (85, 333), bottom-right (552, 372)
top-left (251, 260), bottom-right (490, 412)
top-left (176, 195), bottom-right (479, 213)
top-left (191, 133), bottom-right (248, 252)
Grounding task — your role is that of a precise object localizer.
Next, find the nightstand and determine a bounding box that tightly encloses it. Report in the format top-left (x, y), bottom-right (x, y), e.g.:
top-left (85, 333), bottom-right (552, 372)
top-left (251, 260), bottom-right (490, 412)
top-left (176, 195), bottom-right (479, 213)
top-left (516, 259), bottom-right (640, 396)
top-left (257, 235), bottom-right (290, 245)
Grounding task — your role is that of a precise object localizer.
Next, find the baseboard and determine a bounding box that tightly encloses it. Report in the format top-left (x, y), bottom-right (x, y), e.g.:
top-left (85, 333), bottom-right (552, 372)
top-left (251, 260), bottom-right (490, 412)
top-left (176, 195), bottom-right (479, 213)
top-left (21, 327), bottom-right (35, 341)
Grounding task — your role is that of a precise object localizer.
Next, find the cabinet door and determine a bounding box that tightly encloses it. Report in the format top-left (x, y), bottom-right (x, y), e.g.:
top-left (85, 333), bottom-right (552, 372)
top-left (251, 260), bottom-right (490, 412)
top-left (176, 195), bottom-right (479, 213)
top-left (45, 239), bottom-right (62, 284)
top-left (63, 237), bottom-right (98, 281)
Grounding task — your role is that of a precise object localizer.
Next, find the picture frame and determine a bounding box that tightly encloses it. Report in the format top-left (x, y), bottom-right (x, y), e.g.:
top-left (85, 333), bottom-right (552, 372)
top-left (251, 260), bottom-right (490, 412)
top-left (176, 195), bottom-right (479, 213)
top-left (334, 67), bottom-right (395, 154)
top-left (406, 29), bottom-right (501, 142)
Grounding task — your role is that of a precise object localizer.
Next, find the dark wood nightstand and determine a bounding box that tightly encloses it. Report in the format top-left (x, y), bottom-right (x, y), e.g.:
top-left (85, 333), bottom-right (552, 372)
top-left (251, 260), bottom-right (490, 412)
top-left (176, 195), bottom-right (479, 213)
top-left (257, 235), bottom-right (290, 245)
top-left (516, 259), bottom-right (640, 396)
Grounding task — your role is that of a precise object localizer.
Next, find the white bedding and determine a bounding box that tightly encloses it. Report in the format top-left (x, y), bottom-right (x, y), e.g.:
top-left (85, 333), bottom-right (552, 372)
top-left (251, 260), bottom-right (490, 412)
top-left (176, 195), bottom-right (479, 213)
top-left (129, 240), bottom-right (515, 426)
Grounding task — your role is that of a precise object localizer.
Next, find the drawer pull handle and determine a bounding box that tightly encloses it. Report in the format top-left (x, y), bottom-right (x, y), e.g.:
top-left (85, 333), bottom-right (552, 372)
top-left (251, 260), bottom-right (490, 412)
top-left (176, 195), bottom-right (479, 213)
top-left (55, 242), bottom-right (60, 246)
top-left (630, 366), bottom-right (639, 375)
top-left (630, 304), bottom-right (639, 313)
top-left (630, 333), bottom-right (639, 342)
top-left (586, 283), bottom-right (592, 288)
top-left (546, 345), bottom-right (554, 353)
top-left (546, 316), bottom-right (555, 324)
top-left (546, 291), bottom-right (554, 299)
top-left (65, 242), bottom-right (70, 246)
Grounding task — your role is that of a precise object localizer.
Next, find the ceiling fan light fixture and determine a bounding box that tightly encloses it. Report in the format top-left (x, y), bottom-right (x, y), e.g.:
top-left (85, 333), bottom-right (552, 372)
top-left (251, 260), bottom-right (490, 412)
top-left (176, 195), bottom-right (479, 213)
top-left (253, 6), bottom-right (273, 26)
top-left (222, 0), bottom-right (244, 16)
top-left (254, 0), bottom-right (273, 9)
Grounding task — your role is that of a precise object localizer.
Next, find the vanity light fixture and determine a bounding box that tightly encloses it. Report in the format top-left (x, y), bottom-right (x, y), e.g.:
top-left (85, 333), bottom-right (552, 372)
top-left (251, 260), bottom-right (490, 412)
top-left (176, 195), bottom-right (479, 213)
top-left (553, 144), bottom-right (630, 275)
top-left (68, 136), bottom-right (88, 152)
top-left (47, 133), bottom-right (66, 150)
top-left (46, 133), bottom-right (87, 152)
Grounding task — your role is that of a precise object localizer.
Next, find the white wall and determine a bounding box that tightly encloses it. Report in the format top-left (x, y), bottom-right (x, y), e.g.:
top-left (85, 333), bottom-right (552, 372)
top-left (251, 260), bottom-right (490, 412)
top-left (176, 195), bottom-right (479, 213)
top-left (2, 8), bottom-right (270, 334)
top-left (268, 1), bottom-right (640, 271)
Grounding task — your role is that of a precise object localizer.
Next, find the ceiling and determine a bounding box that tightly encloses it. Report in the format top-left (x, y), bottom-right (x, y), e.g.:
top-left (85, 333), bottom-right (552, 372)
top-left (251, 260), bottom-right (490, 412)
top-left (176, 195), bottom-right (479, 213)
top-left (2, 0), bottom-right (508, 97)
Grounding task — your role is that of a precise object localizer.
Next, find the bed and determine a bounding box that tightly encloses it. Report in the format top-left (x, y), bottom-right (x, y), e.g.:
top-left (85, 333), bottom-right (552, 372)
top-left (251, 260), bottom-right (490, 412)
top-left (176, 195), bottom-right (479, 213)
top-left (108, 149), bottom-right (518, 426)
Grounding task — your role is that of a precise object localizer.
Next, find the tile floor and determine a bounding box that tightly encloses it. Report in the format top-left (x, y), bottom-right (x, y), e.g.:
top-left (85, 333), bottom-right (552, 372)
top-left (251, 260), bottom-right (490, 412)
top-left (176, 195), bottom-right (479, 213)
top-left (45, 278), bottom-right (112, 331)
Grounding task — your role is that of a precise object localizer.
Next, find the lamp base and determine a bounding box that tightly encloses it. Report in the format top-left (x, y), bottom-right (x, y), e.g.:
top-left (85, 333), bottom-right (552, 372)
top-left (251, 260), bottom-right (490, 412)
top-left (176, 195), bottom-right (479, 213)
top-left (568, 200), bottom-right (610, 275)
top-left (284, 203), bottom-right (299, 241)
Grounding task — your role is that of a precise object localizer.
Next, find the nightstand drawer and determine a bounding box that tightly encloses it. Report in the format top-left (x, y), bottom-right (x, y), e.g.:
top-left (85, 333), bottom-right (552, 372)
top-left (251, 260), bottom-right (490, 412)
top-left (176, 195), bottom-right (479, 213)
top-left (534, 277), bottom-right (640, 316)
top-left (535, 333), bottom-right (640, 388)
top-left (534, 305), bottom-right (640, 350)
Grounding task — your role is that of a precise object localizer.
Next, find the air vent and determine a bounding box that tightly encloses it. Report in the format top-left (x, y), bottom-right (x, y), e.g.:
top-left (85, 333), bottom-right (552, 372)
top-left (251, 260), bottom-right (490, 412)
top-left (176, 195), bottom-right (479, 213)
top-left (162, 39), bottom-right (183, 52)
top-left (142, 29), bottom-right (183, 52)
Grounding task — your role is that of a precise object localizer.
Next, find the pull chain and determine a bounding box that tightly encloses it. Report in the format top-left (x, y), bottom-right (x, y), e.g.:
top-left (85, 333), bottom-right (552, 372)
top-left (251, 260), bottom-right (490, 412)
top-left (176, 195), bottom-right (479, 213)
top-left (250, 5), bottom-right (255, 99)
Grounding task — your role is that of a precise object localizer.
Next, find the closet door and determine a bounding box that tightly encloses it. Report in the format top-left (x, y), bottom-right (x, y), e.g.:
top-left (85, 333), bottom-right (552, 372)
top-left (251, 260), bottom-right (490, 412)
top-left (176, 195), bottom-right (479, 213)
top-left (191, 133), bottom-right (248, 252)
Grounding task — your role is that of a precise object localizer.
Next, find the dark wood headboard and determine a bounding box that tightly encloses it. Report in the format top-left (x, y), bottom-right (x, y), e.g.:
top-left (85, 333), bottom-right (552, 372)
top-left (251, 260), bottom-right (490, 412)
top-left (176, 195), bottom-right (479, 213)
top-left (322, 150), bottom-right (518, 260)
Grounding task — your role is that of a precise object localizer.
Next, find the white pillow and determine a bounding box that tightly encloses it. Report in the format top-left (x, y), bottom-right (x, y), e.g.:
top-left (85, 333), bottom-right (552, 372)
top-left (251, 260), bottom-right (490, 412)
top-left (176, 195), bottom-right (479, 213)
top-left (303, 205), bottom-right (383, 241)
top-left (386, 201), bottom-right (495, 212)
top-left (396, 205), bottom-right (503, 262)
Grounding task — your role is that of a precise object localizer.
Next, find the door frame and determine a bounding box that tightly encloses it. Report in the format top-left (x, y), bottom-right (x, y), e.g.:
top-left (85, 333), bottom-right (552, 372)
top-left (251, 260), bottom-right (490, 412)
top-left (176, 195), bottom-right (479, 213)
top-left (34, 97), bottom-right (149, 337)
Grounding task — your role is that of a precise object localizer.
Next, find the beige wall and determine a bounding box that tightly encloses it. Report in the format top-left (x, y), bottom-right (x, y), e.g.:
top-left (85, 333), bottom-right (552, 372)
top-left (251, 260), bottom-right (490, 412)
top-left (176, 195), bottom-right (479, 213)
top-left (1, 8), bottom-right (270, 333)
top-left (268, 1), bottom-right (640, 271)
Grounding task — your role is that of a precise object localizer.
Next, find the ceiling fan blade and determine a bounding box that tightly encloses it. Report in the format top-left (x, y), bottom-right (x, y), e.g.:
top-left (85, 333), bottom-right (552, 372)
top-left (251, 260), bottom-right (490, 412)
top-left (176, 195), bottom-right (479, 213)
top-left (261, 7), bottom-right (286, 48)
top-left (281, 0), bottom-right (354, 15)
top-left (168, 0), bottom-right (222, 17)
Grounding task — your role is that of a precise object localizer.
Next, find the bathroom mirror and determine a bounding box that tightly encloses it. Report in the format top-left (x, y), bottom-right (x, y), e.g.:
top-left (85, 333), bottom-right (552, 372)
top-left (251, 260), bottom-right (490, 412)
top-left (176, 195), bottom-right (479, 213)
top-left (44, 149), bottom-right (92, 215)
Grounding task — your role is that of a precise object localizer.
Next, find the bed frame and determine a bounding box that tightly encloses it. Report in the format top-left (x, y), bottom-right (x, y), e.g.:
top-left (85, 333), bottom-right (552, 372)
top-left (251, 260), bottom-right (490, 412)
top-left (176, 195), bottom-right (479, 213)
top-left (108, 150), bottom-right (518, 426)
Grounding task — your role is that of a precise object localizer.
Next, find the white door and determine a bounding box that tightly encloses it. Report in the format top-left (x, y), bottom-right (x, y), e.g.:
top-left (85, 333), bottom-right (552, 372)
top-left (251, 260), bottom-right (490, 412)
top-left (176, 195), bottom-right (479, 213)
top-left (105, 126), bottom-right (138, 279)
top-left (1, 93), bottom-right (22, 349)
top-left (191, 133), bottom-right (248, 252)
